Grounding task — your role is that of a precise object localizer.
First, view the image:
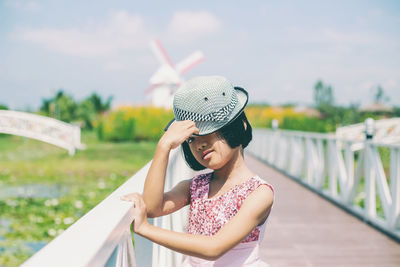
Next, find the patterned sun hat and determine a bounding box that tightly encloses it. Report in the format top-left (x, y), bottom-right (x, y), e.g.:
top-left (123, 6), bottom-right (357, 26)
top-left (167, 75), bottom-right (248, 136)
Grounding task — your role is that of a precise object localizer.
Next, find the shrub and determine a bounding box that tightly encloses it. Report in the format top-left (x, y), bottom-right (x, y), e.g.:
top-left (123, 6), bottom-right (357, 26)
top-left (95, 106), bottom-right (173, 141)
top-left (281, 116), bottom-right (331, 132)
top-left (245, 106), bottom-right (331, 132)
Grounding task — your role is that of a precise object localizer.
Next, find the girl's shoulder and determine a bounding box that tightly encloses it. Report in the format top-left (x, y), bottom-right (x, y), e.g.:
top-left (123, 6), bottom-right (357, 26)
top-left (240, 176), bottom-right (274, 210)
top-left (191, 172), bottom-right (212, 185)
top-left (190, 172), bottom-right (212, 198)
top-left (251, 175), bottom-right (275, 195)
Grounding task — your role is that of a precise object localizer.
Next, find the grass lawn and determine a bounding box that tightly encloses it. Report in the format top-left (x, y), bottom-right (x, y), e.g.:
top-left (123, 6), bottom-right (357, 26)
top-left (0, 132), bottom-right (157, 267)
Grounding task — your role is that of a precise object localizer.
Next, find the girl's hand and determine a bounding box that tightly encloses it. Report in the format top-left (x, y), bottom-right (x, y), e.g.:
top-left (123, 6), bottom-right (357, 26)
top-left (120, 193), bottom-right (149, 234)
top-left (159, 120), bottom-right (199, 150)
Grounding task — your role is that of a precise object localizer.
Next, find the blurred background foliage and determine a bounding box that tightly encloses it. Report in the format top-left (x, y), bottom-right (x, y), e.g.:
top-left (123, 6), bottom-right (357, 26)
top-left (38, 90), bottom-right (112, 130)
top-left (0, 104), bottom-right (8, 110)
top-left (26, 79), bottom-right (400, 142)
top-left (246, 80), bottom-right (397, 133)
top-left (96, 106), bottom-right (173, 142)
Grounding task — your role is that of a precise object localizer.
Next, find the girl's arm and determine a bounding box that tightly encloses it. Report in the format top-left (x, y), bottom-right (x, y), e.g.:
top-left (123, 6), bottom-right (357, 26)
top-left (125, 184), bottom-right (274, 260)
top-left (141, 120), bottom-right (199, 218)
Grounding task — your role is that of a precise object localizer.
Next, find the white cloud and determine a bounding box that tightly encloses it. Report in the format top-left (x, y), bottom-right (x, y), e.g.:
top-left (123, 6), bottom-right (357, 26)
top-left (13, 10), bottom-right (223, 57)
top-left (167, 11), bottom-right (222, 43)
top-left (4, 0), bottom-right (40, 11)
top-left (14, 11), bottom-right (149, 57)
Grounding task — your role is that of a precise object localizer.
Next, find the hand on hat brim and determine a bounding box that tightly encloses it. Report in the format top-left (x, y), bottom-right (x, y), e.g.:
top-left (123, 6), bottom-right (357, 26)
top-left (164, 118), bottom-right (176, 132)
top-left (160, 120), bottom-right (199, 149)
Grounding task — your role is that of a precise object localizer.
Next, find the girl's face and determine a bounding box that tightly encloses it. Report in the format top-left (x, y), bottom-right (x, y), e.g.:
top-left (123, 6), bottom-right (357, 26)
top-left (187, 133), bottom-right (240, 170)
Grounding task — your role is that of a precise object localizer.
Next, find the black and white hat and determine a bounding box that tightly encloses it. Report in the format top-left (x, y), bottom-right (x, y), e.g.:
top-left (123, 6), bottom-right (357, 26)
top-left (167, 76), bottom-right (248, 136)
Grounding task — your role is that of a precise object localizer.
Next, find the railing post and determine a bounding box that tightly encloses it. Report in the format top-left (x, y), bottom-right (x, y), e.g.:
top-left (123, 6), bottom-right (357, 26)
top-left (365, 118), bottom-right (375, 140)
top-left (305, 138), bottom-right (313, 184)
top-left (327, 140), bottom-right (338, 197)
top-left (271, 119), bottom-right (278, 131)
top-left (268, 131), bottom-right (274, 162)
top-left (316, 139), bottom-right (325, 189)
top-left (288, 137), bottom-right (296, 175)
top-left (390, 147), bottom-right (400, 229)
top-left (296, 137), bottom-right (305, 178)
top-left (344, 142), bottom-right (354, 199)
top-left (346, 148), bottom-right (364, 205)
top-left (364, 118), bottom-right (377, 218)
top-left (113, 229), bottom-right (136, 267)
top-left (261, 131), bottom-right (268, 161)
top-left (364, 142), bottom-right (377, 218)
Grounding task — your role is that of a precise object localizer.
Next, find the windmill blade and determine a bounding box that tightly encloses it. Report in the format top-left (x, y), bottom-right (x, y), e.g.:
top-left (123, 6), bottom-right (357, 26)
top-left (149, 39), bottom-right (174, 67)
top-left (175, 51), bottom-right (204, 75)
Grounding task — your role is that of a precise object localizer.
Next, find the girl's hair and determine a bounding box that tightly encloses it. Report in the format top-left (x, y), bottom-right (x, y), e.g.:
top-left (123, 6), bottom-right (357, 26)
top-left (181, 112), bottom-right (252, 171)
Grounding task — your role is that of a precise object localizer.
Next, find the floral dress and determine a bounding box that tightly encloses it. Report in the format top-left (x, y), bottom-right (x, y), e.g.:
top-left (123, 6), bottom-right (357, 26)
top-left (181, 172), bottom-right (274, 267)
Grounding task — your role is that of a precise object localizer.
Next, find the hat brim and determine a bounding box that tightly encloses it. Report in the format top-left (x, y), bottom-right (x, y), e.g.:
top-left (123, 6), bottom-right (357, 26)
top-left (164, 86), bottom-right (248, 136)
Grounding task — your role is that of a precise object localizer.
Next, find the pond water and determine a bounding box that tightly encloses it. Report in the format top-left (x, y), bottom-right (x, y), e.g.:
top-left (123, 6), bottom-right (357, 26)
top-left (25, 241), bottom-right (48, 252)
top-left (0, 217), bottom-right (48, 264)
top-left (0, 240), bottom-right (48, 259)
top-left (0, 184), bottom-right (68, 264)
top-left (0, 184), bottom-right (69, 199)
top-left (0, 218), bottom-right (11, 240)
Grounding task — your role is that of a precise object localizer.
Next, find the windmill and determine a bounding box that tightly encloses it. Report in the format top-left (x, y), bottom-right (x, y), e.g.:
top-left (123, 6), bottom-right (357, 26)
top-left (145, 39), bottom-right (204, 108)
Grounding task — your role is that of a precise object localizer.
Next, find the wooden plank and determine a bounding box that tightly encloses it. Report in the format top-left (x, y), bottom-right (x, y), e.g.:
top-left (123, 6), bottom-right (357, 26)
top-left (245, 153), bottom-right (400, 267)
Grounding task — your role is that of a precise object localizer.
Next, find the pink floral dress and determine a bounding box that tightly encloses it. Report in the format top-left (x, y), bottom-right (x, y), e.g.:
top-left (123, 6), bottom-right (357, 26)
top-left (182, 172), bottom-right (274, 267)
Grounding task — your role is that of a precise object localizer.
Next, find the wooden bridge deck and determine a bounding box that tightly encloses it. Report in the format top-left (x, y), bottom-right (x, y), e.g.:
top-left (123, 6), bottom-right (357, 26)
top-left (245, 153), bottom-right (400, 267)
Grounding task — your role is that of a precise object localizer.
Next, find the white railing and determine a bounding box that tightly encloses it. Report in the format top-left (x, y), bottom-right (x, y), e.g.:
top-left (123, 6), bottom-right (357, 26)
top-left (247, 129), bottom-right (400, 240)
top-left (0, 110), bottom-right (85, 155)
top-left (336, 117), bottom-right (400, 143)
top-left (22, 147), bottom-right (201, 267)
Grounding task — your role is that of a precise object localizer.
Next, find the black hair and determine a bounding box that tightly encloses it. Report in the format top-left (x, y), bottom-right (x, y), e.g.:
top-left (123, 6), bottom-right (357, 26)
top-left (181, 112), bottom-right (252, 171)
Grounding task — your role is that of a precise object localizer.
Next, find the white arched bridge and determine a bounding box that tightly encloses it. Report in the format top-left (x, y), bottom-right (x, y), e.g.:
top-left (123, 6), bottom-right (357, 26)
top-left (20, 126), bottom-right (400, 267)
top-left (0, 110), bottom-right (85, 155)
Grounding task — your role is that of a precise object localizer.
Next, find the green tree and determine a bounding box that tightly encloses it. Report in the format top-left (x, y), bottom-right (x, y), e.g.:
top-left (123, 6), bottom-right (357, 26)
top-left (0, 104), bottom-right (8, 110)
top-left (76, 99), bottom-right (96, 129)
top-left (40, 90), bottom-right (113, 129)
top-left (314, 80), bottom-right (334, 110)
top-left (76, 93), bottom-right (113, 129)
top-left (40, 90), bottom-right (77, 122)
top-left (340, 103), bottom-right (361, 126)
top-left (87, 93), bottom-right (113, 113)
top-left (393, 106), bottom-right (400, 117)
top-left (374, 85), bottom-right (390, 103)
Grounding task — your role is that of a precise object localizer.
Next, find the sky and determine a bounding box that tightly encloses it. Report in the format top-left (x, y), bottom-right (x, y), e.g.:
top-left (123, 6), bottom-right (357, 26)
top-left (0, 0), bottom-right (399, 110)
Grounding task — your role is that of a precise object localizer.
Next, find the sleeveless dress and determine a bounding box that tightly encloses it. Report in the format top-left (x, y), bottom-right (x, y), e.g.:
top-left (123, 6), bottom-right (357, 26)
top-left (181, 172), bottom-right (274, 267)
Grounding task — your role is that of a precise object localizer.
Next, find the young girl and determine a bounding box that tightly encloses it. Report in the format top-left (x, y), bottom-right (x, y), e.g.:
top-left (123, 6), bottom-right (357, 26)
top-left (122, 76), bottom-right (274, 266)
